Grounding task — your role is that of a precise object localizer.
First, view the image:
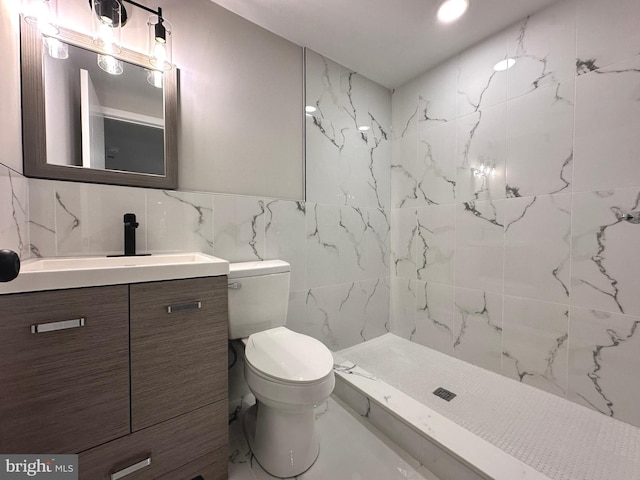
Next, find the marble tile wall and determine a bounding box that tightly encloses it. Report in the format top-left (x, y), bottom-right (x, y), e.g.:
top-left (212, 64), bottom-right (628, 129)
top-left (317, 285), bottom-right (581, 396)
top-left (14, 49), bottom-right (392, 355)
top-left (390, 0), bottom-right (640, 427)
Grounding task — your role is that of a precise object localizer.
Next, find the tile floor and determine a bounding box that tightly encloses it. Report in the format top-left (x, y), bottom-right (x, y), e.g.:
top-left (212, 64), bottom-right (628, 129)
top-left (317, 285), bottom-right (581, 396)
top-left (228, 395), bottom-right (438, 480)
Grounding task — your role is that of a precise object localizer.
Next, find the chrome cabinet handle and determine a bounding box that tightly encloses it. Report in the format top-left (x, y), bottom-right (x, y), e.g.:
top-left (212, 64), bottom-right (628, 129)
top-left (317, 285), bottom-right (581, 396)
top-left (110, 457), bottom-right (151, 480)
top-left (31, 317), bottom-right (85, 334)
top-left (228, 282), bottom-right (242, 289)
top-left (166, 301), bottom-right (202, 314)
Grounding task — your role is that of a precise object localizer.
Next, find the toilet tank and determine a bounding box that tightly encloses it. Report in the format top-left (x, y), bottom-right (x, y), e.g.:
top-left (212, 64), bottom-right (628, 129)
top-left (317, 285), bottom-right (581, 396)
top-left (227, 260), bottom-right (291, 340)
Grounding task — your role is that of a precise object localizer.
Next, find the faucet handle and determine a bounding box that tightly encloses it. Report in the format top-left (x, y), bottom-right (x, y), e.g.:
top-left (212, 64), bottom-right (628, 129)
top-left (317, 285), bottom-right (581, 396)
top-left (124, 213), bottom-right (139, 228)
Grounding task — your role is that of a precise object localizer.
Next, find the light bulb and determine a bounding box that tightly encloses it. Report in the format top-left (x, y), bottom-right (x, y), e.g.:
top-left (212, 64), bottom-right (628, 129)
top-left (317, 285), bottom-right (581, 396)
top-left (97, 54), bottom-right (123, 75)
top-left (437, 0), bottom-right (469, 23)
top-left (153, 42), bottom-right (166, 68)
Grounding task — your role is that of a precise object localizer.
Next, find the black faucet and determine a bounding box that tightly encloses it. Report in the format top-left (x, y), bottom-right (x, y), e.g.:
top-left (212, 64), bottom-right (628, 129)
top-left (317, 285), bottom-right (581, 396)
top-left (123, 213), bottom-right (139, 256)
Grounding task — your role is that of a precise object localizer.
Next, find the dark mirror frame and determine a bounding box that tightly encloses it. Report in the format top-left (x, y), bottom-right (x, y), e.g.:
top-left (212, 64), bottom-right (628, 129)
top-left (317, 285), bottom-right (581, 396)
top-left (20, 16), bottom-right (178, 189)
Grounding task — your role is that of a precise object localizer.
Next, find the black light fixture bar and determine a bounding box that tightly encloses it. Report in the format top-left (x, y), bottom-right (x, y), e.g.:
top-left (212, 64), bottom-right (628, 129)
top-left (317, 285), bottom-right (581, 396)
top-left (121, 0), bottom-right (162, 20)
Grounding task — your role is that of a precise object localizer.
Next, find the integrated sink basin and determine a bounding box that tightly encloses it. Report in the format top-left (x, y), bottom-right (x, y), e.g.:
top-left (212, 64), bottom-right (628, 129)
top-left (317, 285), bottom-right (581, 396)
top-left (0, 253), bottom-right (229, 294)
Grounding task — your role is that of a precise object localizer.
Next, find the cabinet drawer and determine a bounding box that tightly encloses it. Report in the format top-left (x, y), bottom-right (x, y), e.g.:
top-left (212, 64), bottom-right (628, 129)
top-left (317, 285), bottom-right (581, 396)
top-left (79, 401), bottom-right (227, 480)
top-left (130, 276), bottom-right (228, 431)
top-left (0, 285), bottom-right (130, 453)
top-left (155, 448), bottom-right (228, 480)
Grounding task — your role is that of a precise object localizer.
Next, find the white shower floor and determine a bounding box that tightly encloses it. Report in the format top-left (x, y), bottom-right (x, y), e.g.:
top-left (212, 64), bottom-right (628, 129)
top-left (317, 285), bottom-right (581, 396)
top-left (228, 395), bottom-right (438, 480)
top-left (335, 333), bottom-right (640, 480)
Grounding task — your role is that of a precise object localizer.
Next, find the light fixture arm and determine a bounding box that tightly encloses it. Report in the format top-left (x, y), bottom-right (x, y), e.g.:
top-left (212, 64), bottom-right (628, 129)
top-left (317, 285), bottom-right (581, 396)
top-left (120, 0), bottom-right (162, 20)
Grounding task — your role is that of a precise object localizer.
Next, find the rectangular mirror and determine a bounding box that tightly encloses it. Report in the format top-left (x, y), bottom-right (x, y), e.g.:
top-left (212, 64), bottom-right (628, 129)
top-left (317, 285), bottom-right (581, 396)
top-left (21, 16), bottom-right (178, 189)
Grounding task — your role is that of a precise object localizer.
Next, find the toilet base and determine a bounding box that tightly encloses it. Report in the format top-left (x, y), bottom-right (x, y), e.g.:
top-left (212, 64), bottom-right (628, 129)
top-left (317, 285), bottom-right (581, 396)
top-left (243, 401), bottom-right (320, 478)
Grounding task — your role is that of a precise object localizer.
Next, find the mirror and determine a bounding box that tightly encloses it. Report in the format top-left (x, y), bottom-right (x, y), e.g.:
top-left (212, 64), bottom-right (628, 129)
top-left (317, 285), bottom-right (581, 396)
top-left (20, 17), bottom-right (178, 189)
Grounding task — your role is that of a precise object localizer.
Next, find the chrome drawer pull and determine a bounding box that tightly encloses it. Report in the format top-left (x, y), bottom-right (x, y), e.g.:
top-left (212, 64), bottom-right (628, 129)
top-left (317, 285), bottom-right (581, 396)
top-left (228, 282), bottom-right (242, 289)
top-left (166, 301), bottom-right (202, 314)
top-left (31, 317), bottom-right (85, 334)
top-left (111, 457), bottom-right (151, 480)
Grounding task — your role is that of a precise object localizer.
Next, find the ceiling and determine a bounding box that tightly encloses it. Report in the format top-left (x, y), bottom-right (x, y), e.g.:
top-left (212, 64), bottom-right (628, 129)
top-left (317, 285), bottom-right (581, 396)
top-left (206, 0), bottom-right (561, 89)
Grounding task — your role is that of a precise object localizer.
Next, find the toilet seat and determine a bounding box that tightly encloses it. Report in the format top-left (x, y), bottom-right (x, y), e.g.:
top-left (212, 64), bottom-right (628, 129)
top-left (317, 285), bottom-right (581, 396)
top-left (244, 326), bottom-right (334, 384)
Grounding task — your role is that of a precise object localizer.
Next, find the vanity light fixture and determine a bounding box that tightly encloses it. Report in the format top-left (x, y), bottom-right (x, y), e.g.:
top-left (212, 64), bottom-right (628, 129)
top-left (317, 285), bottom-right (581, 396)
top-left (97, 54), bottom-right (123, 75)
top-left (89, 0), bottom-right (173, 71)
top-left (21, 0), bottom-right (59, 35)
top-left (44, 37), bottom-right (68, 59)
top-left (147, 69), bottom-right (163, 88)
top-left (493, 58), bottom-right (516, 72)
top-left (437, 0), bottom-right (469, 24)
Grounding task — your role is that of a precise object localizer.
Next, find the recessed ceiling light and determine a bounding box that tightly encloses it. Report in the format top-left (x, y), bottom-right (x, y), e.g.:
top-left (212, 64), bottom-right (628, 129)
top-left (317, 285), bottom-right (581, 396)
top-left (493, 58), bottom-right (516, 71)
top-left (437, 0), bottom-right (469, 23)
top-left (358, 126), bottom-right (370, 132)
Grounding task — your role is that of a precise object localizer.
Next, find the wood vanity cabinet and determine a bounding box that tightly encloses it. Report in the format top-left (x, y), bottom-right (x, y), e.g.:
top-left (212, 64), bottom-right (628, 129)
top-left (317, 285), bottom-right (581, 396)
top-left (0, 276), bottom-right (229, 480)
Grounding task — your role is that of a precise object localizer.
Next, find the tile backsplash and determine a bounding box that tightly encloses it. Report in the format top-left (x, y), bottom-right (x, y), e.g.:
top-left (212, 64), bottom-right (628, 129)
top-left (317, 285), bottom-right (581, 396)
top-left (390, 0), bottom-right (640, 427)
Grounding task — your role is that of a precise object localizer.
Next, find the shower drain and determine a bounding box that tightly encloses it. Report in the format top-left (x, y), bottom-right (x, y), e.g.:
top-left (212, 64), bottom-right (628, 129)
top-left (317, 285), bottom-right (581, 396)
top-left (433, 387), bottom-right (457, 402)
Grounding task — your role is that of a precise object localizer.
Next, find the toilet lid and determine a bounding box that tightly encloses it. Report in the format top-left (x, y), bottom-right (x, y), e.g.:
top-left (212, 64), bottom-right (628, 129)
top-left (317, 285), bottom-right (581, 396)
top-left (244, 327), bottom-right (334, 383)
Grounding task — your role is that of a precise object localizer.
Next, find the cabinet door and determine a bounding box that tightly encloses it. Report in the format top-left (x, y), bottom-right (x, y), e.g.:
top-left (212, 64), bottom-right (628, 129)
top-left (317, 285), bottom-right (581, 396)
top-left (130, 276), bottom-right (228, 431)
top-left (0, 285), bottom-right (130, 453)
top-left (79, 402), bottom-right (227, 480)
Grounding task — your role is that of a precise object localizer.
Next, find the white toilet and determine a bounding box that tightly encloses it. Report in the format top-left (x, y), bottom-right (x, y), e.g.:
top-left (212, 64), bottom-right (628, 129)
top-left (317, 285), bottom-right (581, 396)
top-left (228, 260), bottom-right (335, 478)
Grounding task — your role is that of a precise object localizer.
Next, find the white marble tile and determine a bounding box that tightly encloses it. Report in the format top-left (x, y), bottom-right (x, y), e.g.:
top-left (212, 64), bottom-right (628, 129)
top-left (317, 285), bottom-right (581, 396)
top-left (264, 199), bottom-right (307, 290)
top-left (306, 278), bottom-right (390, 351)
top-left (504, 194), bottom-right (571, 304)
top-left (391, 207), bottom-right (418, 279)
top-left (454, 200), bottom-right (505, 294)
top-left (392, 77), bottom-right (419, 141)
top-left (456, 31), bottom-right (508, 117)
top-left (391, 133), bottom-right (419, 209)
top-left (506, 0), bottom-right (577, 100)
top-left (417, 58), bottom-right (457, 128)
top-left (359, 206), bottom-right (391, 280)
top-left (568, 307), bottom-right (640, 427)
top-left (0, 165), bottom-right (29, 259)
top-left (454, 287), bottom-right (503, 374)
top-left (416, 204), bottom-right (455, 286)
top-left (306, 203), bottom-right (343, 288)
top-left (573, 55), bottom-right (640, 192)
top-left (54, 182), bottom-right (146, 256)
top-left (27, 179), bottom-right (56, 258)
top-left (284, 289), bottom-right (308, 335)
top-left (502, 296), bottom-right (569, 397)
top-left (414, 281), bottom-right (454, 355)
top-left (505, 81), bottom-right (574, 197)
top-left (455, 103), bottom-right (507, 203)
top-left (146, 189), bottom-right (214, 255)
top-left (390, 277), bottom-right (418, 340)
top-left (213, 194), bottom-right (266, 263)
top-left (417, 121), bottom-right (457, 206)
top-left (571, 188), bottom-right (640, 316)
top-left (576, 0), bottom-right (640, 74)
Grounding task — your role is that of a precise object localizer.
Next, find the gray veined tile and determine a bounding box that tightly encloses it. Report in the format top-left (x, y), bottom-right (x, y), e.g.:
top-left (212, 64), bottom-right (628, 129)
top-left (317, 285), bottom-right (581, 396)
top-left (0, 166), bottom-right (29, 259)
top-left (213, 194), bottom-right (266, 263)
top-left (571, 188), bottom-right (640, 316)
top-left (504, 194), bottom-right (571, 304)
top-left (146, 189), bottom-right (214, 255)
top-left (417, 57), bottom-right (457, 129)
top-left (391, 134), bottom-right (419, 209)
top-left (574, 55), bottom-right (640, 192)
top-left (390, 277), bottom-right (418, 341)
top-left (456, 31), bottom-right (508, 118)
top-left (505, 81), bottom-right (574, 198)
top-left (576, 0), bottom-right (640, 75)
top-left (54, 182), bottom-right (147, 257)
top-left (454, 287), bottom-right (504, 374)
top-left (454, 199), bottom-right (505, 295)
top-left (391, 77), bottom-right (419, 141)
top-left (502, 296), bottom-right (569, 397)
top-left (391, 207), bottom-right (418, 280)
top-left (416, 204), bottom-right (455, 286)
top-left (264, 199), bottom-right (307, 290)
top-left (414, 281), bottom-right (455, 356)
top-left (569, 307), bottom-right (640, 427)
top-left (28, 179), bottom-right (56, 258)
top-left (506, 0), bottom-right (577, 100)
top-left (417, 121), bottom-right (457, 206)
top-left (455, 103), bottom-right (507, 203)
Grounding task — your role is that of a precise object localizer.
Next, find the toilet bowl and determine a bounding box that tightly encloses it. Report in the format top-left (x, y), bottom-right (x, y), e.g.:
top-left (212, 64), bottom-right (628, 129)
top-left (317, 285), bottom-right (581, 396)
top-left (227, 261), bottom-right (335, 478)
